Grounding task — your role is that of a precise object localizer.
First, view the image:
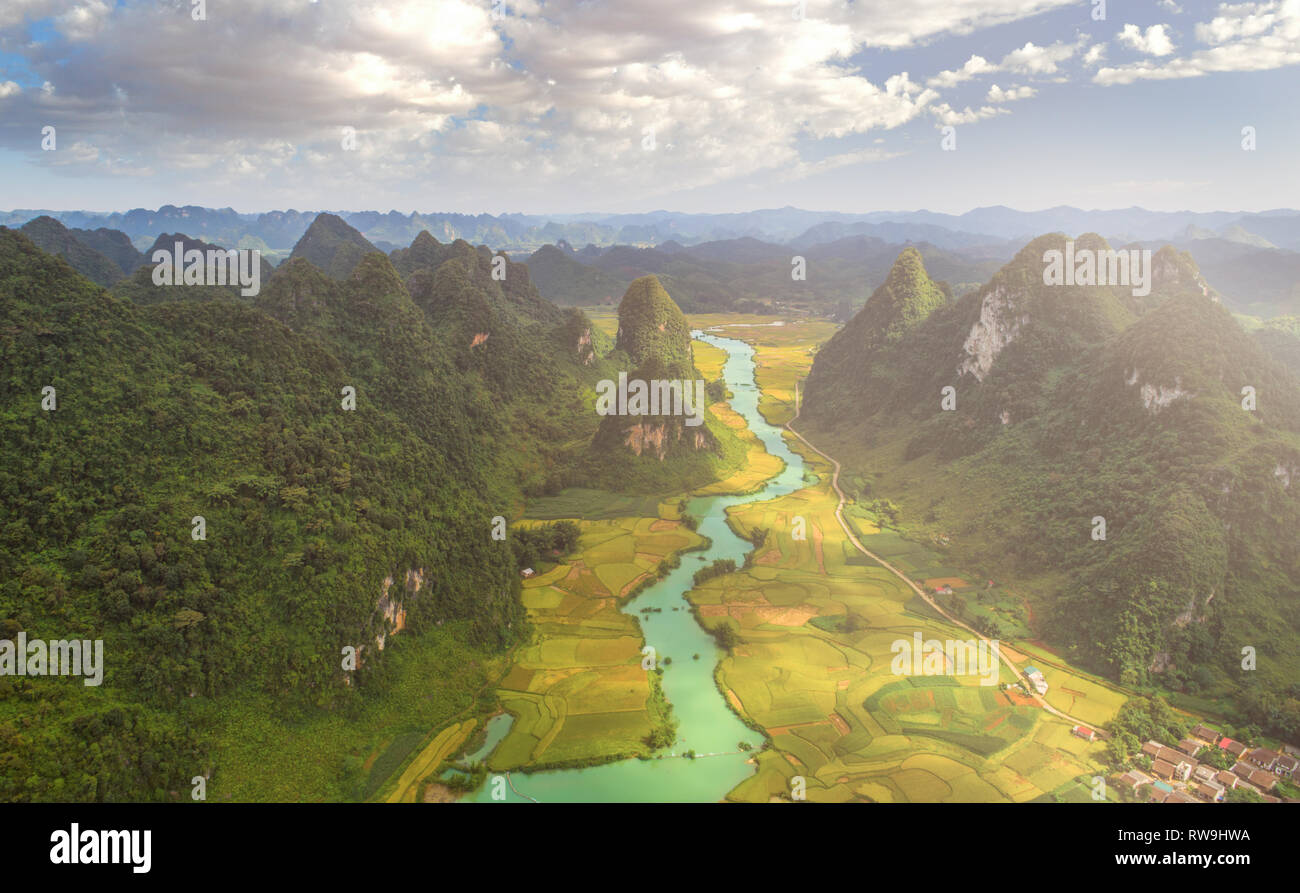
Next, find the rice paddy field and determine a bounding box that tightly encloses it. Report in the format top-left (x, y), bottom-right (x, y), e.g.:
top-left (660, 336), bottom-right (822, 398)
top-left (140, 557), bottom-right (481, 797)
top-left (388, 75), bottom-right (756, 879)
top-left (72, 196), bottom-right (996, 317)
top-left (697, 442), bottom-right (1115, 802)
top-left (688, 314), bottom-right (840, 427)
top-left (680, 319), bottom-right (1122, 802)
top-left (389, 316), bottom-right (1134, 803)
top-left (488, 508), bottom-right (705, 770)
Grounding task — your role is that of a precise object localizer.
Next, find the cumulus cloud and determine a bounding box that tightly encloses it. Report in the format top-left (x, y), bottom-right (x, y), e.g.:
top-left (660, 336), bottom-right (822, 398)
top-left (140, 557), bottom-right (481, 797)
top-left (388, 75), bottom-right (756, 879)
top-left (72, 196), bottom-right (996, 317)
top-left (1117, 23), bottom-right (1177, 55)
top-left (928, 55), bottom-right (995, 87)
top-left (928, 36), bottom-right (1087, 91)
top-left (1001, 37), bottom-right (1088, 73)
top-left (986, 83), bottom-right (1036, 102)
top-left (929, 102), bottom-right (1010, 125)
top-left (1096, 0), bottom-right (1299, 85)
top-left (0, 0), bottom-right (1204, 206)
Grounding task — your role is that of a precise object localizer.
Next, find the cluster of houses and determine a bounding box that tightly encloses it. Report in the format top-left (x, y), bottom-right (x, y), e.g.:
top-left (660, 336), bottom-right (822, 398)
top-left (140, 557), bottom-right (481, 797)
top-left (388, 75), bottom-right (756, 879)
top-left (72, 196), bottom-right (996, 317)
top-left (1117, 723), bottom-right (1298, 803)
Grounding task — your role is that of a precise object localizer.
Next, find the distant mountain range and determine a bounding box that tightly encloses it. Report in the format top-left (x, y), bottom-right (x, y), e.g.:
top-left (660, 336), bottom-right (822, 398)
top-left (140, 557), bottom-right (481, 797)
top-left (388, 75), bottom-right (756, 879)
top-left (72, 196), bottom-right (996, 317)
top-left (7, 204), bottom-right (1300, 317)
top-left (6, 204), bottom-right (1299, 253)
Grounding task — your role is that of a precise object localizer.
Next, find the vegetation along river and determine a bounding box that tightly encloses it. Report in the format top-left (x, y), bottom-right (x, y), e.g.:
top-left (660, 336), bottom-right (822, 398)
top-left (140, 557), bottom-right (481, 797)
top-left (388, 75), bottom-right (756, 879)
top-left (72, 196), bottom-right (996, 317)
top-left (467, 332), bottom-right (808, 802)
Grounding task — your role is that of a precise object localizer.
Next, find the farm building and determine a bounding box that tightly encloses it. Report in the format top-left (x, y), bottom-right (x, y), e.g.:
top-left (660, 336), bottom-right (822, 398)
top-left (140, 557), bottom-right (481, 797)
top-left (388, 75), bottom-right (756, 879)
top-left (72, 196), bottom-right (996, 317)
top-left (1072, 725), bottom-right (1096, 741)
top-left (520, 568), bottom-right (536, 579)
top-left (1022, 666), bottom-right (1048, 695)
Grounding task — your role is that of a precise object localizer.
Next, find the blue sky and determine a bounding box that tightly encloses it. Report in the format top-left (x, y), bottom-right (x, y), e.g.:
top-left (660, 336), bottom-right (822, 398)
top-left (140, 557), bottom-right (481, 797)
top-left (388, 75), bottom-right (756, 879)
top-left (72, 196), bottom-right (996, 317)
top-left (0, 0), bottom-right (1295, 214)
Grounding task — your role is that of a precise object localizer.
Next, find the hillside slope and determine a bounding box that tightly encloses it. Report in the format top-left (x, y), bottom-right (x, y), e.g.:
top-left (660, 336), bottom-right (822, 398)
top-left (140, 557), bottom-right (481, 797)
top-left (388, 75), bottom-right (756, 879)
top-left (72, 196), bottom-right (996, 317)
top-left (802, 236), bottom-right (1300, 736)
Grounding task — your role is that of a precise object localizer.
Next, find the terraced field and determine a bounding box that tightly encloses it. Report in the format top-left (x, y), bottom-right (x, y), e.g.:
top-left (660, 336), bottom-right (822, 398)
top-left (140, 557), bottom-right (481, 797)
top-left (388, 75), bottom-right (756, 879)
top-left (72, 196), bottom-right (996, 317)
top-left (488, 510), bottom-right (704, 770)
top-left (682, 325), bottom-right (1123, 802)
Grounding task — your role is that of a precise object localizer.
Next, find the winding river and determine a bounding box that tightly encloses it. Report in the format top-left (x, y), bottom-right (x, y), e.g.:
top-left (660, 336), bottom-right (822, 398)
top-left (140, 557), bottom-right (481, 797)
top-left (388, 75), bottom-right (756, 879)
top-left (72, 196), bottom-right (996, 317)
top-left (466, 332), bottom-right (808, 802)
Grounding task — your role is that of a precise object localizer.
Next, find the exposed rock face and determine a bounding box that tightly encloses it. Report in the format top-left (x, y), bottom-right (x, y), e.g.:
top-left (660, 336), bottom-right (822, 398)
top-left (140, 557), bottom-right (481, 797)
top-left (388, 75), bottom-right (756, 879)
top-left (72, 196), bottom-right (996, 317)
top-left (594, 274), bottom-right (716, 459)
top-left (1139, 378), bottom-right (1192, 413)
top-left (959, 284), bottom-right (1027, 382)
top-left (575, 326), bottom-right (594, 365)
top-left (623, 420), bottom-right (712, 459)
top-left (373, 568), bottom-right (423, 651)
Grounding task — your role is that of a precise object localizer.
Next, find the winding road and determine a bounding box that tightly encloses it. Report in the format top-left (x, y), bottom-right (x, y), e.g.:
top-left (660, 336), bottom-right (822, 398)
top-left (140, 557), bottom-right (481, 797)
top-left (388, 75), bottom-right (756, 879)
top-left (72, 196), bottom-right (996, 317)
top-left (784, 389), bottom-right (1104, 736)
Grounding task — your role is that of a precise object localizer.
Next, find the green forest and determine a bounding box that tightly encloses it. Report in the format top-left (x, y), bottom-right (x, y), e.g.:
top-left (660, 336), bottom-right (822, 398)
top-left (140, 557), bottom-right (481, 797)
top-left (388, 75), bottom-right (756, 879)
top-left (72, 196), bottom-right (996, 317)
top-left (0, 218), bottom-right (739, 801)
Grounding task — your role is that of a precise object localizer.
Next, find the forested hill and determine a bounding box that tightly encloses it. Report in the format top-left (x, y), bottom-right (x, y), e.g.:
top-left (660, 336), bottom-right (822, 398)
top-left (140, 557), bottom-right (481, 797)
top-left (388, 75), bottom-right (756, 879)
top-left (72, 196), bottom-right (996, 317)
top-left (0, 216), bottom-right (665, 800)
top-left (801, 236), bottom-right (1300, 738)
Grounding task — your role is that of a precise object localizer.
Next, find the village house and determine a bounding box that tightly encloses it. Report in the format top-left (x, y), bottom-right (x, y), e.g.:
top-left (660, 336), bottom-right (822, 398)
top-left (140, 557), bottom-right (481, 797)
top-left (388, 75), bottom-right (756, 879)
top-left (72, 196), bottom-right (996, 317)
top-left (1249, 768), bottom-right (1278, 792)
top-left (520, 567), bottom-right (536, 579)
top-left (1118, 769), bottom-right (1152, 792)
top-left (1218, 737), bottom-right (1248, 758)
top-left (1167, 790), bottom-right (1199, 804)
top-left (1192, 725), bottom-right (1220, 746)
top-left (1195, 781), bottom-right (1225, 803)
top-left (1247, 747), bottom-right (1279, 771)
top-left (1072, 725), bottom-right (1096, 742)
top-left (1152, 744), bottom-right (1182, 764)
top-left (1192, 765), bottom-right (1218, 784)
top-left (1215, 770), bottom-right (1239, 790)
top-left (1174, 761), bottom-right (1194, 782)
top-left (1142, 740), bottom-right (1162, 759)
top-left (1152, 759), bottom-right (1177, 781)
top-left (1177, 737), bottom-right (1203, 758)
top-left (1148, 781), bottom-right (1173, 803)
top-left (1274, 753), bottom-right (1299, 778)
top-left (1234, 762), bottom-right (1278, 792)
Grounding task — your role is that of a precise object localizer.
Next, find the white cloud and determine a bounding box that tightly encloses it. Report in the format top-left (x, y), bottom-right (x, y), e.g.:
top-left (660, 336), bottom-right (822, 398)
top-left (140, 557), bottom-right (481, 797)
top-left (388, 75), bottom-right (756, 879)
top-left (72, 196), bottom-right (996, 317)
top-left (1196, 0), bottom-right (1281, 41)
top-left (0, 81), bottom-right (20, 99)
top-left (929, 103), bottom-right (1011, 126)
top-left (927, 55), bottom-right (994, 87)
top-left (1117, 23), bottom-right (1177, 56)
top-left (1001, 38), bottom-right (1087, 74)
top-left (986, 83), bottom-right (1037, 102)
top-left (1096, 0), bottom-right (1300, 84)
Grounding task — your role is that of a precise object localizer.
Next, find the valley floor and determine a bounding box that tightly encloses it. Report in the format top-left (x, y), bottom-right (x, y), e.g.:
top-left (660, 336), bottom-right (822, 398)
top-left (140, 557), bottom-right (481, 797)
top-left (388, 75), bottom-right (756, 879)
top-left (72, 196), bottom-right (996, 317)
top-left (368, 313), bottom-right (1135, 803)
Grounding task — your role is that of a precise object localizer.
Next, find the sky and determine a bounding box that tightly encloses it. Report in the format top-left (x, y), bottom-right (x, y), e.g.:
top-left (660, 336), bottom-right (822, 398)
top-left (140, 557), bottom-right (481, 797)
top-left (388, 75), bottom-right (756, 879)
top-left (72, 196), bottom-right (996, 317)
top-left (0, 0), bottom-right (1296, 215)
